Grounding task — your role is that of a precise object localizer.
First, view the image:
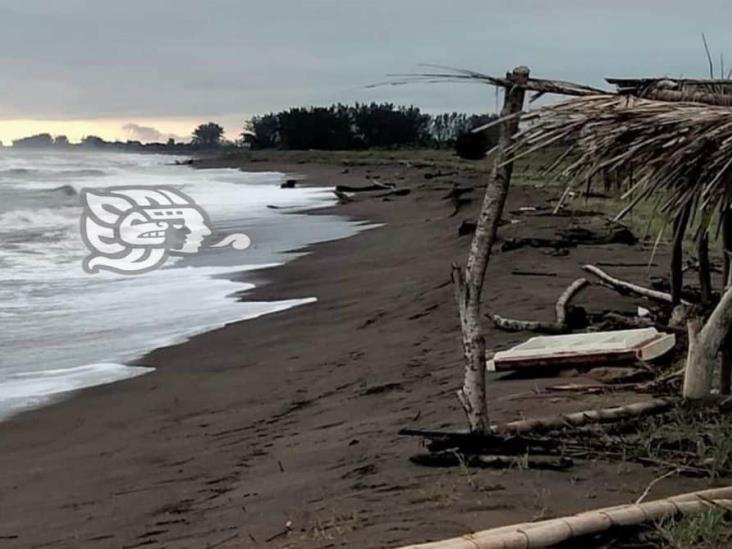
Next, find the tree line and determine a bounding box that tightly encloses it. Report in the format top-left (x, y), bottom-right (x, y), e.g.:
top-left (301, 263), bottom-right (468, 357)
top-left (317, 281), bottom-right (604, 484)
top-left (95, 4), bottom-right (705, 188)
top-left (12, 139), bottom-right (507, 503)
top-left (244, 103), bottom-right (499, 158)
top-left (8, 107), bottom-right (500, 160)
top-left (9, 122), bottom-right (228, 153)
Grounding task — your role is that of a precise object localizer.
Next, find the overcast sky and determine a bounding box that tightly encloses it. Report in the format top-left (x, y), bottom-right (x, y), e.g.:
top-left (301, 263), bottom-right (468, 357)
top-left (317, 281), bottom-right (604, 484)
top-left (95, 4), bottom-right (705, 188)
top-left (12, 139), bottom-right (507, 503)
top-left (1, 0), bottom-right (732, 142)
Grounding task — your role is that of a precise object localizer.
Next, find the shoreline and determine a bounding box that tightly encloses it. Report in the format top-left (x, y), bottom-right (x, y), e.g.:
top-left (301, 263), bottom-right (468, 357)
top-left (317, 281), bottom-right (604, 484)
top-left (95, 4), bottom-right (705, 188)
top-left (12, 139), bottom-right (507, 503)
top-left (0, 161), bottom-right (356, 422)
top-left (0, 152), bottom-right (714, 548)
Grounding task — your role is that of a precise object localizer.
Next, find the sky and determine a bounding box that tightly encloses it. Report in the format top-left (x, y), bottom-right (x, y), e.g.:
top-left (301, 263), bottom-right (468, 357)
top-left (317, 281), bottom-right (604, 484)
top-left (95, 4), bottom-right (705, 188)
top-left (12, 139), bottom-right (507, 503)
top-left (1, 0), bottom-right (732, 144)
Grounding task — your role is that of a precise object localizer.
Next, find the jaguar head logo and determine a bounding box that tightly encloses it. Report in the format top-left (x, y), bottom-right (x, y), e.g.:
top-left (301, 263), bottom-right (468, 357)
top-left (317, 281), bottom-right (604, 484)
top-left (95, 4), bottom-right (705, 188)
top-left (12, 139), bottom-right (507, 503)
top-left (80, 186), bottom-right (213, 274)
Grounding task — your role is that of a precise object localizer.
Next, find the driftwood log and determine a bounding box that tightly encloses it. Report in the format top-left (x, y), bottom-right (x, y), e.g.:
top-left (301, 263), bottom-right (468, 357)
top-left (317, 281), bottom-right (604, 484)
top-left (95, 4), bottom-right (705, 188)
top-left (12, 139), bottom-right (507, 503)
top-left (335, 182), bottom-right (394, 192)
top-left (491, 278), bottom-right (588, 333)
top-left (398, 486), bottom-right (732, 549)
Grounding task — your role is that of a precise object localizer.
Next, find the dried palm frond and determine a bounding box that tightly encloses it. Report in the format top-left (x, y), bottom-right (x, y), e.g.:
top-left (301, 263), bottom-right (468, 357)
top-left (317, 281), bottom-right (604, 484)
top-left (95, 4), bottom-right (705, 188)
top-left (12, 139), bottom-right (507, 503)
top-left (607, 77), bottom-right (732, 107)
top-left (503, 94), bottom-right (732, 225)
top-left (369, 65), bottom-right (609, 99)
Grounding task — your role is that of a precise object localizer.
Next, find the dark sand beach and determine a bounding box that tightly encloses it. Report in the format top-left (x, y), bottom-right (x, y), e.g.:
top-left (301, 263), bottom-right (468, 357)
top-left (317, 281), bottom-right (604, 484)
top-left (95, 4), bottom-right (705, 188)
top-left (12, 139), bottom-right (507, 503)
top-left (0, 153), bottom-right (712, 548)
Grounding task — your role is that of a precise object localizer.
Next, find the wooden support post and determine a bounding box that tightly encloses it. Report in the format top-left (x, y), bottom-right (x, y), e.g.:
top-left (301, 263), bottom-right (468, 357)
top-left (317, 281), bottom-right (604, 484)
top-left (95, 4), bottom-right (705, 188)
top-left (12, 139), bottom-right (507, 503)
top-left (671, 204), bottom-right (691, 306)
top-left (453, 66), bottom-right (529, 433)
top-left (721, 211), bottom-right (732, 394)
top-left (698, 231), bottom-right (712, 306)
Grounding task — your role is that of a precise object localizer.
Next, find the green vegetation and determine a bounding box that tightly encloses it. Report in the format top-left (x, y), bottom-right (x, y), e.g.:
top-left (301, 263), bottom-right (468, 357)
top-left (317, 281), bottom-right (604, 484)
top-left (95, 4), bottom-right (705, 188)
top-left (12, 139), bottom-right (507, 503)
top-left (654, 509), bottom-right (732, 548)
top-left (244, 103), bottom-right (498, 152)
top-left (635, 405), bottom-right (732, 479)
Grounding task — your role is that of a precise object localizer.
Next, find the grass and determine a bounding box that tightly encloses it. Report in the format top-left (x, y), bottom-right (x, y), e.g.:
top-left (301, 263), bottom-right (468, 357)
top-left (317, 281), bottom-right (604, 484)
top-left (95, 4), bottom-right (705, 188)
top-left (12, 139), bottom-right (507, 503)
top-left (632, 404), bottom-right (732, 479)
top-left (653, 508), bottom-right (732, 549)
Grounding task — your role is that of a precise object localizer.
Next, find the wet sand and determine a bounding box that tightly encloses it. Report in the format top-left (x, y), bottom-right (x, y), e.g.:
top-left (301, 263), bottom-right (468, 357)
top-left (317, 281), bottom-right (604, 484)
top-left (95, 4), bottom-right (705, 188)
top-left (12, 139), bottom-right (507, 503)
top-left (0, 153), bottom-right (709, 548)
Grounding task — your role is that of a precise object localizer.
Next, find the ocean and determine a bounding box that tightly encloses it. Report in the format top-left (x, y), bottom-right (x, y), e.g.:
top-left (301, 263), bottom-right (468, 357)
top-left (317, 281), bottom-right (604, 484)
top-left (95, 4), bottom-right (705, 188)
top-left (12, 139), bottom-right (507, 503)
top-left (0, 150), bottom-right (369, 419)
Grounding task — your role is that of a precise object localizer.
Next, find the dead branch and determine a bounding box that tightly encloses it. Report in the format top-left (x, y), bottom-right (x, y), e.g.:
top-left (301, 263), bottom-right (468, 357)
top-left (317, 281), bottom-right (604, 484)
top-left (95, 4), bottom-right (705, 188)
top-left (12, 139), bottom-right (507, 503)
top-left (582, 264), bottom-right (690, 305)
top-left (491, 278), bottom-right (588, 333)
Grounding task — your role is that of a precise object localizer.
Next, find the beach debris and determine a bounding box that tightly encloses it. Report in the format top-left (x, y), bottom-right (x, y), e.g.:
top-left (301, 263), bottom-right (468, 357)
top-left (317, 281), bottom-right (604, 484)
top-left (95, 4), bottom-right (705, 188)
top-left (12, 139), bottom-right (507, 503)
top-left (442, 185), bottom-right (474, 216)
top-left (333, 190), bottom-right (353, 203)
top-left (410, 451), bottom-right (573, 471)
top-left (585, 366), bottom-right (649, 384)
top-left (510, 270), bottom-right (557, 277)
top-left (335, 181), bottom-right (394, 192)
top-left (424, 170), bottom-right (457, 180)
top-left (491, 278), bottom-right (588, 334)
top-left (457, 219), bottom-right (476, 237)
top-left (501, 226), bottom-right (636, 252)
top-left (487, 327), bottom-right (676, 372)
top-left (280, 178), bottom-right (298, 188)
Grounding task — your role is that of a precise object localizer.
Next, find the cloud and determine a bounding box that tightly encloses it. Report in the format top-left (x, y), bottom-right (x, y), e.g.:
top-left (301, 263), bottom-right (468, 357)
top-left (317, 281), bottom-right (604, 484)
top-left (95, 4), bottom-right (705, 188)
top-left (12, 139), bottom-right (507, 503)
top-left (121, 123), bottom-right (183, 143)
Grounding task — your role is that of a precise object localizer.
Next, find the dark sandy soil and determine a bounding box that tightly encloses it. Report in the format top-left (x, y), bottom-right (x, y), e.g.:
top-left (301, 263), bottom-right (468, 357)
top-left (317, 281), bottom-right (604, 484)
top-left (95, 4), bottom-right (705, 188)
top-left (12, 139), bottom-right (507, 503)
top-left (0, 152), bottom-right (713, 548)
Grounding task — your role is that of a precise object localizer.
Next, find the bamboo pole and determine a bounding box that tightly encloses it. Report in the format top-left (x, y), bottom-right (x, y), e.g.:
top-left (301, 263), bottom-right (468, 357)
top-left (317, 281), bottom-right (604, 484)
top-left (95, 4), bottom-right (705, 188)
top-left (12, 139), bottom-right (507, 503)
top-left (398, 487), bottom-right (732, 549)
top-left (493, 398), bottom-right (673, 435)
top-left (453, 66), bottom-right (529, 433)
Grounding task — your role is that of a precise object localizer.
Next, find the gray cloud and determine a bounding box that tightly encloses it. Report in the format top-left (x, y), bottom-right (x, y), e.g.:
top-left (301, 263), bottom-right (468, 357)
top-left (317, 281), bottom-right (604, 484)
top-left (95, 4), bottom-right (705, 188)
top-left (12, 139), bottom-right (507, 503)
top-left (1, 0), bottom-right (732, 134)
top-left (121, 123), bottom-right (182, 143)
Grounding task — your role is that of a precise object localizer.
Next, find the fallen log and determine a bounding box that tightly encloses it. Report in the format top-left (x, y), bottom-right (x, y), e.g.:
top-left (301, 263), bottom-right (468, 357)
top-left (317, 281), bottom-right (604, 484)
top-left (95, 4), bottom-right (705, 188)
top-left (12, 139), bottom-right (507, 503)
top-left (582, 264), bottom-right (690, 305)
top-left (410, 451), bottom-right (573, 471)
top-left (335, 182), bottom-right (394, 192)
top-left (491, 278), bottom-right (588, 333)
top-left (398, 487), bottom-right (732, 549)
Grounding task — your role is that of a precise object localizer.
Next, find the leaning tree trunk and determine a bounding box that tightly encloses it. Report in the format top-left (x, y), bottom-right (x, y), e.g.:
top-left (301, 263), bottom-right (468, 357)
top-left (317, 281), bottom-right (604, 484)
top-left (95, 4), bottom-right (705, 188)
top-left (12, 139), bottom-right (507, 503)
top-left (683, 283), bottom-right (732, 398)
top-left (453, 66), bottom-right (529, 432)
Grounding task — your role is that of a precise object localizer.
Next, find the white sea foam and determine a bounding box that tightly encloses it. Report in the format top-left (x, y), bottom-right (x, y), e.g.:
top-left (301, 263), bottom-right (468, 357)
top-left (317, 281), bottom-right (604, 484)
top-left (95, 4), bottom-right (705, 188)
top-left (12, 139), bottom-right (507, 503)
top-left (0, 363), bottom-right (154, 419)
top-left (0, 150), bottom-right (368, 419)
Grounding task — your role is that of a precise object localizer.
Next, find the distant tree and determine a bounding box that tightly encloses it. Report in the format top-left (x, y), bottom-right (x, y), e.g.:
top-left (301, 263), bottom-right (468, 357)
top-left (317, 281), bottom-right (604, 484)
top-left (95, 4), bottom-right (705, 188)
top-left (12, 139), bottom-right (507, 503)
top-left (353, 103), bottom-right (430, 148)
top-left (54, 135), bottom-right (70, 147)
top-left (192, 122), bottom-right (224, 148)
top-left (278, 106), bottom-right (354, 150)
top-left (429, 113), bottom-right (471, 148)
top-left (245, 113), bottom-right (280, 149)
top-left (13, 133), bottom-right (53, 148)
top-left (80, 135), bottom-right (107, 148)
top-left (166, 137), bottom-right (176, 147)
top-left (455, 114), bottom-right (500, 160)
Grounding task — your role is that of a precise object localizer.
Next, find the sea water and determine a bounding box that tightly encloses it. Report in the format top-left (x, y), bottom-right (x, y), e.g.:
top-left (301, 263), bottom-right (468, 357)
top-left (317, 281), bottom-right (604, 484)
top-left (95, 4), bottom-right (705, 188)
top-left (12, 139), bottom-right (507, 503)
top-left (0, 150), bottom-right (369, 418)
